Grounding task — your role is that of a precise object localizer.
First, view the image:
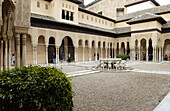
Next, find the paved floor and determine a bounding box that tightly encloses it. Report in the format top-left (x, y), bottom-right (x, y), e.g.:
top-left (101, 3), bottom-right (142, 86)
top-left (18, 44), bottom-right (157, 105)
top-left (72, 72), bottom-right (170, 111)
top-left (61, 61), bottom-right (170, 111)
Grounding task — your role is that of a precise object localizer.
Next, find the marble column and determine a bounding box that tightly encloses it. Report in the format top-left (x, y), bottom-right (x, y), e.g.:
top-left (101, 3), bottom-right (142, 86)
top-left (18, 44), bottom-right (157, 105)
top-left (101, 47), bottom-right (103, 58)
top-left (105, 47), bottom-right (107, 58)
top-left (83, 47), bottom-right (85, 62)
top-left (8, 39), bottom-right (12, 69)
top-left (45, 46), bottom-right (48, 64)
top-left (16, 33), bottom-right (20, 67)
top-left (161, 47), bottom-right (164, 61)
top-left (33, 45), bottom-right (37, 65)
top-left (114, 48), bottom-right (116, 58)
top-left (0, 41), bottom-right (1, 72)
top-left (3, 40), bottom-right (8, 69)
top-left (89, 47), bottom-right (91, 61)
top-left (95, 47), bottom-right (97, 61)
top-left (56, 47), bottom-right (59, 63)
top-left (74, 46), bottom-right (78, 62)
top-left (22, 34), bottom-right (26, 66)
top-left (153, 46), bottom-right (156, 62)
top-left (159, 47), bottom-right (161, 62)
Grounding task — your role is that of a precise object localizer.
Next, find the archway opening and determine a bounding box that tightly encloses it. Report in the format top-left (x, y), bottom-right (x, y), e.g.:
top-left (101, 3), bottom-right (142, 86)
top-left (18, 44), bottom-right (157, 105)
top-left (110, 43), bottom-right (112, 58)
top-left (140, 39), bottom-right (146, 61)
top-left (121, 42), bottom-right (125, 54)
top-left (97, 42), bottom-right (101, 60)
top-left (148, 39), bottom-right (153, 61)
top-left (48, 37), bottom-right (56, 63)
top-left (135, 40), bottom-right (138, 60)
top-left (164, 39), bottom-right (170, 61)
top-left (59, 36), bottom-right (74, 62)
top-left (116, 43), bottom-right (119, 56)
top-left (91, 41), bottom-right (95, 61)
top-left (127, 42), bottom-right (130, 58)
top-left (103, 42), bottom-right (106, 58)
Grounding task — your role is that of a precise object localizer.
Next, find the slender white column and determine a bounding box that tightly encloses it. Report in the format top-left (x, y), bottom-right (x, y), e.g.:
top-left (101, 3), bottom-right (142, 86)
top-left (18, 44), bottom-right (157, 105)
top-left (0, 41), bottom-right (1, 72)
top-left (106, 48), bottom-right (107, 58)
top-left (22, 35), bottom-right (26, 66)
top-left (153, 46), bottom-right (156, 62)
top-left (16, 33), bottom-right (20, 67)
top-left (56, 47), bottom-right (59, 63)
top-left (3, 40), bottom-right (8, 69)
top-left (83, 47), bottom-right (85, 62)
top-left (161, 47), bottom-right (164, 61)
top-left (159, 47), bottom-right (161, 62)
top-left (101, 47), bottom-right (103, 58)
top-left (33, 45), bottom-right (37, 65)
top-left (74, 46), bottom-right (78, 62)
top-left (89, 47), bottom-right (91, 61)
top-left (95, 47), bottom-right (97, 61)
top-left (45, 46), bottom-right (48, 64)
top-left (114, 48), bottom-right (116, 58)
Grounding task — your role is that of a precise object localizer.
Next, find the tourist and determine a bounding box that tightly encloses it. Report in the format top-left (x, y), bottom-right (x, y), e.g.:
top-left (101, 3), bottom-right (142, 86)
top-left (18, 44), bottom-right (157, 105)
top-left (68, 53), bottom-right (71, 62)
top-left (12, 53), bottom-right (15, 66)
top-left (53, 53), bottom-right (56, 63)
top-left (62, 53), bottom-right (65, 61)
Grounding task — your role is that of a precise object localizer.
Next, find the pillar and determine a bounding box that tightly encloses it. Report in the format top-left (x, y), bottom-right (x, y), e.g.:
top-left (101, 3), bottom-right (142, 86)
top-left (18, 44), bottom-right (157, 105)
top-left (89, 47), bottom-right (91, 61)
top-left (95, 47), bottom-right (97, 61)
top-left (33, 45), bottom-right (37, 65)
top-left (22, 34), bottom-right (26, 66)
top-left (153, 46), bottom-right (156, 62)
top-left (130, 47), bottom-right (135, 61)
top-left (0, 41), bottom-right (1, 72)
top-left (46, 45), bottom-right (48, 64)
top-left (83, 47), bottom-right (85, 62)
top-left (125, 43), bottom-right (127, 55)
top-left (3, 40), bottom-right (7, 69)
top-left (159, 47), bottom-right (161, 62)
top-left (105, 47), bottom-right (107, 58)
top-left (7, 39), bottom-right (11, 69)
top-left (161, 47), bottom-right (164, 61)
top-left (114, 47), bottom-right (116, 58)
top-left (74, 46), bottom-right (78, 62)
top-left (101, 47), bottom-right (103, 58)
top-left (56, 47), bottom-right (59, 63)
top-left (15, 33), bottom-right (20, 67)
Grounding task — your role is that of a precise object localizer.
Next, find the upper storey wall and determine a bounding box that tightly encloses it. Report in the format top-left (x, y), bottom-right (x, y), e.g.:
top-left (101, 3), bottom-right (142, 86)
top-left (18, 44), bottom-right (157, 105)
top-left (31, 0), bottom-right (79, 24)
top-left (78, 10), bottom-right (115, 29)
top-left (85, 0), bottom-right (136, 19)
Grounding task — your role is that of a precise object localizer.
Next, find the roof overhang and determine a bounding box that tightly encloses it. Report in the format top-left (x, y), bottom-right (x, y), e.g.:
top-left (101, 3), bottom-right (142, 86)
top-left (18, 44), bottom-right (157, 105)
top-left (127, 16), bottom-right (167, 25)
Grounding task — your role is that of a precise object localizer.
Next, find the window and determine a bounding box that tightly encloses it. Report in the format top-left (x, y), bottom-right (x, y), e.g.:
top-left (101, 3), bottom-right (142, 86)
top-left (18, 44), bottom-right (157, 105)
top-left (37, 2), bottom-right (40, 8)
top-left (99, 19), bottom-right (101, 23)
top-left (91, 17), bottom-right (93, 21)
top-left (45, 4), bottom-right (48, 10)
top-left (70, 12), bottom-right (73, 21)
top-left (72, 6), bottom-right (74, 10)
top-left (98, 11), bottom-right (102, 15)
top-left (117, 8), bottom-right (124, 18)
top-left (69, 5), bottom-right (71, 9)
top-left (62, 10), bottom-right (65, 19)
top-left (62, 3), bottom-right (64, 7)
top-left (66, 11), bottom-right (69, 20)
top-left (87, 16), bottom-right (89, 20)
top-left (95, 18), bottom-right (97, 22)
top-left (102, 20), bottom-right (104, 24)
top-left (105, 21), bottom-right (107, 25)
top-left (82, 14), bottom-right (84, 19)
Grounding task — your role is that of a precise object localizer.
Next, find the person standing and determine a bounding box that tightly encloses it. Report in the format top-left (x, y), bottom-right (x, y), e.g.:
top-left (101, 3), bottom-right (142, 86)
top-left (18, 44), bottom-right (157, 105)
top-left (12, 53), bottom-right (15, 66)
top-left (68, 53), bottom-right (71, 62)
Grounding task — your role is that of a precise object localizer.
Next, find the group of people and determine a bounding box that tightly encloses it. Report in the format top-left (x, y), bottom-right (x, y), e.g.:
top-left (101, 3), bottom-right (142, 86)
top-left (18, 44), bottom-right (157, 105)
top-left (53, 52), bottom-right (71, 63)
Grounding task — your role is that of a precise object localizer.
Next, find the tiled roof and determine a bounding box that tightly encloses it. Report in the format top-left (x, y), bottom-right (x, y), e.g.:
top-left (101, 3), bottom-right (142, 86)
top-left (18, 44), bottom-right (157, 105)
top-left (117, 4), bottom-right (170, 22)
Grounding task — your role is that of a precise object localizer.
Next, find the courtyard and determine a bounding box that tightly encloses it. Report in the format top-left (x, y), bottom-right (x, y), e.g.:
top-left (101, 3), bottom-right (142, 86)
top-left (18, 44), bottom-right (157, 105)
top-left (58, 62), bottom-right (170, 111)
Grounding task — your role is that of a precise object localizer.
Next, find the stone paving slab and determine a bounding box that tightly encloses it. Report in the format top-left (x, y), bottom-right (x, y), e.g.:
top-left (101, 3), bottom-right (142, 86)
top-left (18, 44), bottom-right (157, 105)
top-left (154, 91), bottom-right (170, 111)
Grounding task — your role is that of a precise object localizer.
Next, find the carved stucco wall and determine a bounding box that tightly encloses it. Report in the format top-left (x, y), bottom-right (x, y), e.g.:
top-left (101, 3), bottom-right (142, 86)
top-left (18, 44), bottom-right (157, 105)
top-left (14, 0), bottom-right (30, 28)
